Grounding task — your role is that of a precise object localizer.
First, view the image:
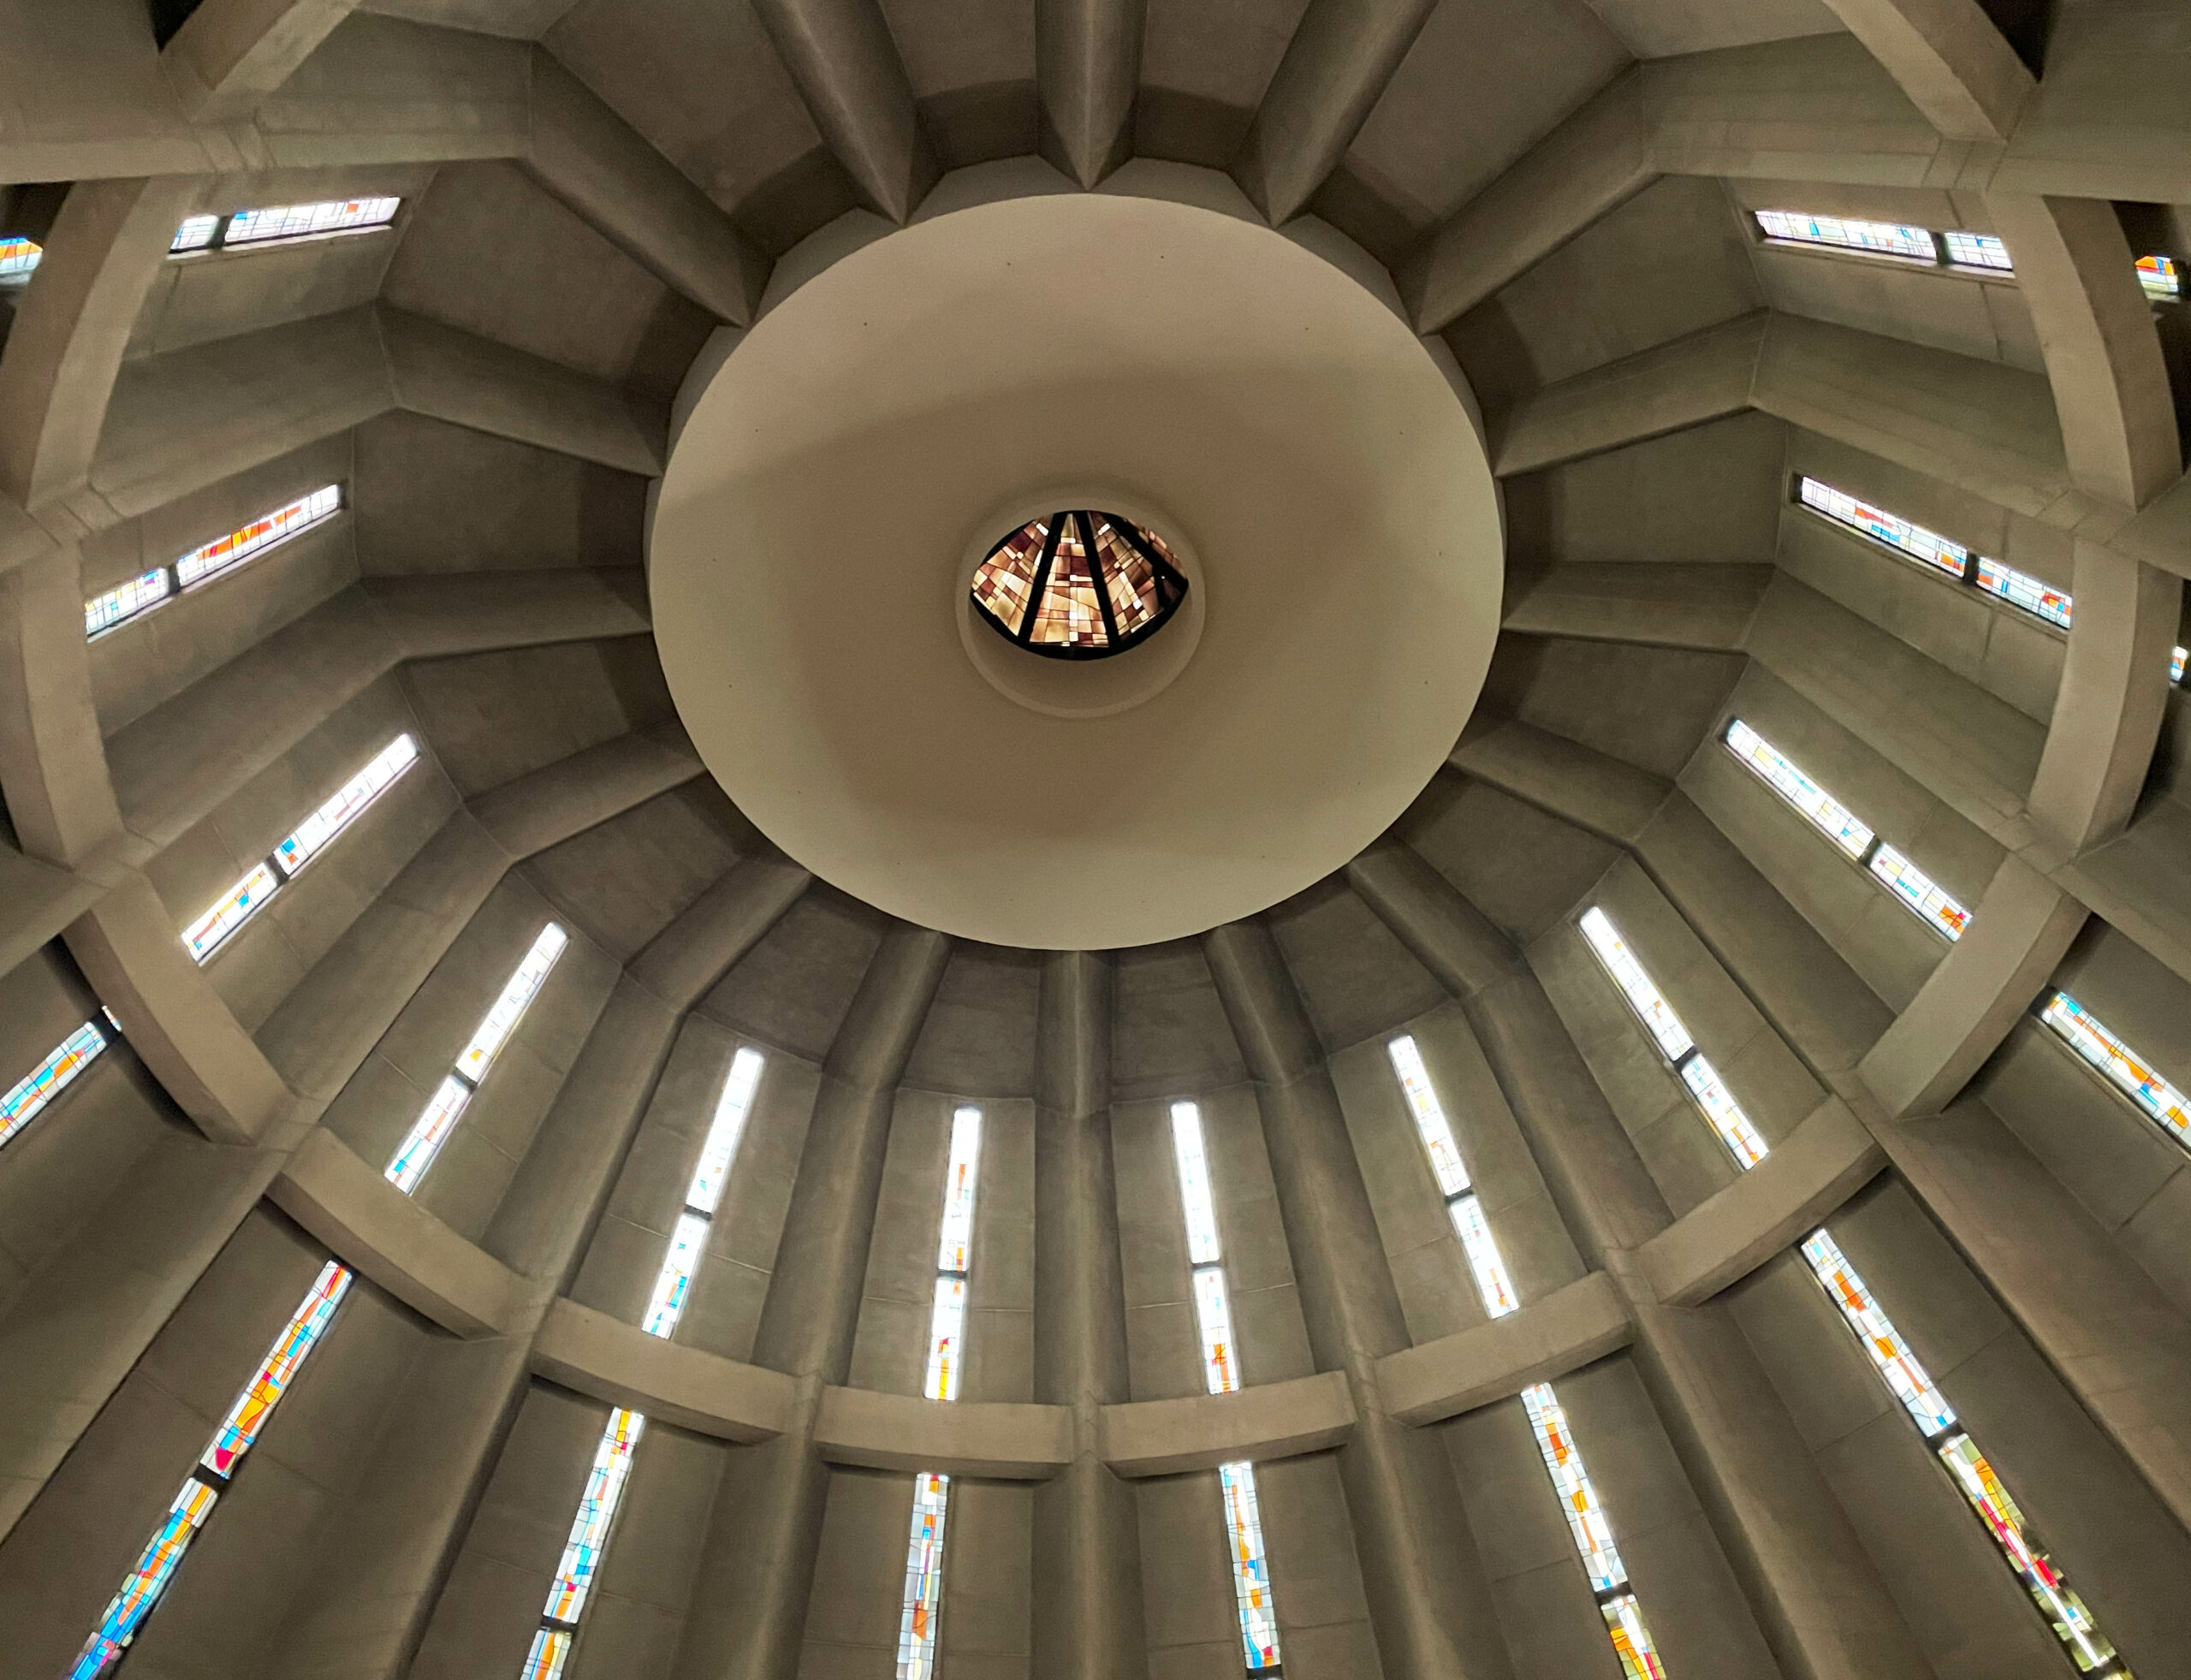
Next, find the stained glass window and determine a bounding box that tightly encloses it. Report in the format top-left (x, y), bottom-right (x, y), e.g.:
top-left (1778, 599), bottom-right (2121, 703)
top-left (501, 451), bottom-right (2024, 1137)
top-left (1171, 1099), bottom-right (1225, 1264)
top-left (203, 1261), bottom-right (352, 1478)
top-left (2173, 646), bottom-right (2186, 685)
top-left (1603, 1594), bottom-right (1671, 1680)
top-left (1451, 1193), bottom-right (1520, 1320)
top-left (1722, 720), bottom-right (1968, 942)
top-left (897, 1472), bottom-right (950, 1680)
top-left (454, 924), bottom-right (569, 1084)
top-left (525, 1044), bottom-right (768, 1676)
top-left (175, 485), bottom-right (340, 591)
top-left (2042, 992), bottom-right (2191, 1155)
top-left (183, 861), bottom-right (279, 962)
top-left (1582, 907), bottom-right (1772, 1171)
top-left (85, 569), bottom-right (171, 638)
top-left (69, 1477), bottom-right (221, 1680)
top-left (1193, 1263), bottom-right (1241, 1395)
top-left (969, 510), bottom-right (1188, 660)
top-left (1577, 909), bottom-right (1695, 1062)
top-left (1798, 477), bottom-right (1968, 578)
top-left (922, 1276), bottom-right (968, 1402)
top-left (1945, 230), bottom-right (2014, 271)
top-left (1755, 210), bottom-right (1935, 261)
top-left (383, 1077), bottom-right (470, 1194)
top-left (1724, 719), bottom-right (1873, 859)
top-left (1974, 556), bottom-right (2073, 630)
top-left (935, 1106), bottom-right (981, 1273)
top-left (0, 234), bottom-right (41, 279)
top-left (1219, 1461), bottom-right (1283, 1670)
top-left (2138, 255), bottom-right (2181, 300)
top-left (1, 1021), bottom-right (106, 1152)
top-left (1800, 1228), bottom-right (2128, 1675)
top-left (1387, 1036), bottom-right (1520, 1318)
top-left (1521, 1381), bottom-right (1629, 1590)
top-left (171, 199), bottom-right (399, 257)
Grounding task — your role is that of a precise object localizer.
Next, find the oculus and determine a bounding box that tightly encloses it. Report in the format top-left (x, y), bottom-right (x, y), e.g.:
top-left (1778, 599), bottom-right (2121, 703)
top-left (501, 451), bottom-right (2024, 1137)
top-left (970, 510), bottom-right (1188, 658)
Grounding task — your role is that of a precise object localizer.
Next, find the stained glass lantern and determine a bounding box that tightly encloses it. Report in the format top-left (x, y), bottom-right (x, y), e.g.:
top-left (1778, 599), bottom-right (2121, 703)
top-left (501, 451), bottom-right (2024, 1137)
top-left (970, 510), bottom-right (1188, 659)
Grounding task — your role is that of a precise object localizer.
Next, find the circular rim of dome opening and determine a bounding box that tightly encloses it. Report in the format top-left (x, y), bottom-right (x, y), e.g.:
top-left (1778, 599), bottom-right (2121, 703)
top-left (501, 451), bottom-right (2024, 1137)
top-left (970, 509), bottom-right (1190, 660)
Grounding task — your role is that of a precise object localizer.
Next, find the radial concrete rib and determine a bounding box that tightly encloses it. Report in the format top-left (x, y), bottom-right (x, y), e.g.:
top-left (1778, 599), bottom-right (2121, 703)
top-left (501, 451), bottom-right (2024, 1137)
top-left (161, 0), bottom-right (362, 122)
top-left (1031, 949), bottom-right (1149, 1680)
top-left (1349, 848), bottom-right (1935, 1680)
top-left (1814, 0), bottom-right (2033, 141)
top-left (1202, 917), bottom-right (1517, 1680)
top-left (1499, 561), bottom-right (1773, 652)
top-left (673, 923), bottom-right (948, 1680)
top-left (271, 1127), bottom-right (525, 1336)
top-left (1100, 1370), bottom-right (1356, 1475)
top-left (815, 1388), bottom-right (1073, 1478)
top-left (749, 0), bottom-right (938, 224)
top-left (1637, 1099), bottom-right (1885, 1306)
top-left (66, 871), bottom-right (294, 1143)
top-left (1861, 854), bottom-right (2087, 1118)
top-left (0, 546), bottom-right (124, 869)
top-left (1231, 0), bottom-right (1439, 226)
top-left (1446, 722), bottom-right (1671, 849)
top-left (525, 50), bottom-right (770, 326)
top-left (0, 1132), bottom-right (281, 1546)
top-left (2054, 804), bottom-right (2191, 993)
top-left (1869, 1095), bottom-right (2191, 1535)
top-left (628, 853), bottom-right (815, 1011)
top-left (0, 176), bottom-right (205, 520)
top-left (531, 1297), bottom-right (795, 1441)
top-left (467, 729), bottom-right (704, 861)
top-left (1375, 1272), bottom-right (1631, 1427)
top-left (0, 839), bottom-right (102, 980)
top-left (1036, 0), bottom-right (1144, 189)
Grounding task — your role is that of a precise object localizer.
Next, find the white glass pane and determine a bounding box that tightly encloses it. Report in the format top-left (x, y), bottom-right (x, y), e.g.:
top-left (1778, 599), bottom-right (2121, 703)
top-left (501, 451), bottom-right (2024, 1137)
top-left (384, 1076), bottom-right (472, 1194)
top-left (1974, 556), bottom-right (2072, 630)
top-left (1191, 1265), bottom-right (1240, 1396)
top-left (1755, 210), bottom-right (1935, 260)
top-left (1169, 1099), bottom-right (1224, 1264)
top-left (223, 197), bottom-right (400, 246)
top-left (1944, 229), bottom-right (2013, 270)
top-left (1450, 1193), bottom-right (1520, 1320)
top-left (0, 235), bottom-right (42, 278)
top-left (1867, 845), bottom-right (1971, 941)
top-left (454, 923), bottom-right (567, 1084)
top-left (1388, 1034), bottom-right (1472, 1196)
top-left (686, 1047), bottom-right (765, 1215)
top-left (538, 1407), bottom-right (644, 1630)
top-left (935, 1106), bottom-right (982, 1273)
top-left (1601, 1593), bottom-right (1671, 1680)
top-left (1798, 477), bottom-right (1968, 578)
top-left (169, 215), bottom-right (219, 252)
top-left (642, 1213), bottom-right (709, 1339)
top-left (85, 569), bottom-right (172, 638)
top-left (2139, 254), bottom-right (2181, 300)
top-left (895, 1472), bottom-right (950, 1680)
top-left (275, 733), bottom-right (419, 876)
top-left (1, 1021), bottom-right (106, 1151)
top-left (1577, 907), bottom-right (1694, 1061)
top-left (1723, 718), bottom-right (1873, 860)
top-left (2042, 992), bottom-right (2191, 1153)
top-left (185, 861), bottom-right (280, 962)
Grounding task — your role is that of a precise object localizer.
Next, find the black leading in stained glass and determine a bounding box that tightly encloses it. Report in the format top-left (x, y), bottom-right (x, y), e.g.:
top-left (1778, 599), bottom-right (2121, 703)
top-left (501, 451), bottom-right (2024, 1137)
top-left (971, 511), bottom-right (1187, 659)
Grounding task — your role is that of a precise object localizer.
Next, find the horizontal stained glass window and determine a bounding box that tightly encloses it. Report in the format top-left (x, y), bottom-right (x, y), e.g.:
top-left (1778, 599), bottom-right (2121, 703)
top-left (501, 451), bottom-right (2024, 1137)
top-left (203, 1261), bottom-right (352, 1479)
top-left (1975, 556), bottom-right (2072, 629)
top-left (1171, 1099), bottom-right (1224, 1264)
top-left (183, 861), bottom-right (278, 963)
top-left (454, 923), bottom-right (569, 1083)
top-left (1, 1021), bottom-right (106, 1152)
top-left (1799, 476), bottom-right (1968, 578)
top-left (1578, 908), bottom-right (1693, 1061)
top-left (69, 1477), bottom-right (221, 1680)
top-left (1945, 229), bottom-right (2014, 271)
top-left (897, 1472), bottom-right (950, 1680)
top-left (1756, 210), bottom-right (1935, 261)
top-left (176, 484), bottom-right (340, 590)
top-left (1219, 1461), bottom-right (1283, 1671)
top-left (85, 569), bottom-right (173, 638)
top-left (1724, 720), bottom-right (1968, 942)
top-left (2042, 992), bottom-right (2191, 1155)
top-left (173, 199), bottom-right (400, 256)
top-left (0, 234), bottom-right (41, 279)
top-left (1724, 718), bottom-right (1873, 859)
top-left (1522, 1381), bottom-right (1630, 1592)
top-left (2139, 254), bottom-right (2181, 300)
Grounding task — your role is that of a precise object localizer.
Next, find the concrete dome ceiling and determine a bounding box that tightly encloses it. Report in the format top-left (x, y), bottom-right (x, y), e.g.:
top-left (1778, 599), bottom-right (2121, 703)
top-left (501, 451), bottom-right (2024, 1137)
top-left (3, 3), bottom-right (2191, 1680)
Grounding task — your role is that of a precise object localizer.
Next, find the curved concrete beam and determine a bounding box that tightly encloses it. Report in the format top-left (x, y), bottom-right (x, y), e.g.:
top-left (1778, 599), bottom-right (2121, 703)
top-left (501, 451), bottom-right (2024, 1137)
top-left (1100, 1369), bottom-right (1355, 1476)
top-left (1638, 1099), bottom-right (1885, 1306)
top-left (163, 0), bottom-right (361, 122)
top-left (815, 1387), bottom-right (1072, 1479)
top-left (749, 0), bottom-right (937, 224)
top-left (532, 1297), bottom-right (795, 1441)
top-left (468, 728), bottom-right (703, 860)
top-left (1447, 721), bottom-right (1672, 848)
top-left (525, 50), bottom-right (769, 327)
top-left (1377, 1272), bottom-right (1631, 1427)
top-left (0, 544), bottom-right (122, 868)
top-left (1036, 0), bottom-right (1143, 189)
top-left (1814, 0), bottom-right (2032, 141)
top-left (1232, 0), bottom-right (1439, 227)
top-left (271, 1126), bottom-right (525, 1336)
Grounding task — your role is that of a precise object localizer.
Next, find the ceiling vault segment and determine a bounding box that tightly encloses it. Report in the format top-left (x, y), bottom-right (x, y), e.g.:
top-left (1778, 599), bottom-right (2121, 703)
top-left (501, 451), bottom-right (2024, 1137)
top-left (159, 0), bottom-right (363, 123)
top-left (1035, 0), bottom-right (1145, 190)
top-left (749, 0), bottom-right (939, 224)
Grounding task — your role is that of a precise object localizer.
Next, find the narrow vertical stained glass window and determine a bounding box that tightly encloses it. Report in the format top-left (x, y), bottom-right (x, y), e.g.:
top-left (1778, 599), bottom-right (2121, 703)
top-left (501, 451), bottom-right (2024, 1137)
top-left (897, 1471), bottom-right (951, 1680)
top-left (454, 924), bottom-right (569, 1083)
top-left (1800, 1229), bottom-right (2128, 1675)
top-left (1450, 1193), bottom-right (1520, 1320)
top-left (1603, 1594), bottom-right (1671, 1680)
top-left (2172, 645), bottom-right (2186, 685)
top-left (183, 861), bottom-right (280, 962)
top-left (1219, 1461), bottom-right (1283, 1670)
top-left (175, 485), bottom-right (340, 590)
top-left (1388, 1036), bottom-right (1518, 1318)
top-left (86, 570), bottom-right (173, 638)
top-left (2042, 992), bottom-right (2191, 1155)
top-left (68, 1478), bottom-right (221, 1680)
top-left (0, 234), bottom-right (41, 279)
top-left (2138, 254), bottom-right (2181, 300)
top-left (384, 1076), bottom-right (470, 1194)
top-left (524, 1046), bottom-right (767, 1674)
top-left (1755, 211), bottom-right (1935, 261)
top-left (1723, 720), bottom-right (1968, 941)
top-left (1798, 477), bottom-right (1968, 578)
top-left (1945, 229), bottom-right (2013, 271)
top-left (1, 1020), bottom-right (106, 1151)
top-left (1171, 1099), bottom-right (1285, 1668)
top-left (1975, 557), bottom-right (2073, 629)
top-left (1581, 906), bottom-right (1770, 1169)
top-left (201, 1261), bottom-right (353, 1479)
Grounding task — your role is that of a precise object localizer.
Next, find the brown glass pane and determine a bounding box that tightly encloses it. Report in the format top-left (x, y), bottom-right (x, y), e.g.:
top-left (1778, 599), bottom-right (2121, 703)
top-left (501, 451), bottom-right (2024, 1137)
top-left (1028, 517), bottom-right (1107, 648)
top-left (970, 519), bottom-right (1047, 635)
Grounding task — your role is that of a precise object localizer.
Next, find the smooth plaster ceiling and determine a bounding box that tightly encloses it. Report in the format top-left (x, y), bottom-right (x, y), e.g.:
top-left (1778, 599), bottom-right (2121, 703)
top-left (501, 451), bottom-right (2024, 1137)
top-left (651, 187), bottom-right (1501, 949)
